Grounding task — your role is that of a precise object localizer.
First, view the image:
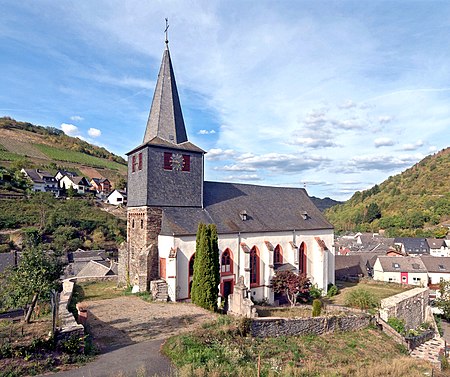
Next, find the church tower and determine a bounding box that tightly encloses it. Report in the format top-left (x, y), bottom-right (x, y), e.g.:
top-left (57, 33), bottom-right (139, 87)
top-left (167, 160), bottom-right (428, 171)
top-left (120, 38), bottom-right (204, 291)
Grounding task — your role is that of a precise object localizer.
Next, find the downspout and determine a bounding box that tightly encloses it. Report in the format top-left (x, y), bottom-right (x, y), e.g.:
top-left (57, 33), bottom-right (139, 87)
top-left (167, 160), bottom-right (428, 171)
top-left (237, 232), bottom-right (241, 278)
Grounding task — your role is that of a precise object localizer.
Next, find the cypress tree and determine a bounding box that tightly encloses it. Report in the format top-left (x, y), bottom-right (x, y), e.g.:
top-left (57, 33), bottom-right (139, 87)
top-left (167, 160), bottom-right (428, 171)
top-left (191, 223), bottom-right (220, 311)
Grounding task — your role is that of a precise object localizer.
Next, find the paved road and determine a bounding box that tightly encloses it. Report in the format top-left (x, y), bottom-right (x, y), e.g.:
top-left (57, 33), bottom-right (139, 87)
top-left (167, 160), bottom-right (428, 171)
top-left (45, 339), bottom-right (172, 377)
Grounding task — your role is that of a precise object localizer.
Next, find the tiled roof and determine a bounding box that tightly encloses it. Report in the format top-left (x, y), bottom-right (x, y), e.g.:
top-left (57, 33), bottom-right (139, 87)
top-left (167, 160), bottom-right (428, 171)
top-left (394, 237), bottom-right (430, 254)
top-left (426, 238), bottom-right (446, 249)
top-left (0, 252), bottom-right (16, 274)
top-left (420, 255), bottom-right (450, 273)
top-left (77, 260), bottom-right (112, 277)
top-left (377, 256), bottom-right (427, 273)
top-left (159, 181), bottom-right (333, 236)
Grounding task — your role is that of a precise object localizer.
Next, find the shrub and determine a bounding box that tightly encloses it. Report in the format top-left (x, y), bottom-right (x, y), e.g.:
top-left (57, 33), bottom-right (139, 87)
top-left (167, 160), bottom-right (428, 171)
top-left (327, 284), bottom-right (339, 298)
top-left (312, 299), bottom-right (322, 317)
top-left (344, 288), bottom-right (378, 310)
top-left (387, 317), bottom-right (405, 335)
top-left (309, 285), bottom-right (323, 299)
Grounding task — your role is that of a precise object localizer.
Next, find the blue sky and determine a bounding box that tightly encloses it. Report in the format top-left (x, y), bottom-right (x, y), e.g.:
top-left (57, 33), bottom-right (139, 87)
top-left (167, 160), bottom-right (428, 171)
top-left (1, 1), bottom-right (449, 200)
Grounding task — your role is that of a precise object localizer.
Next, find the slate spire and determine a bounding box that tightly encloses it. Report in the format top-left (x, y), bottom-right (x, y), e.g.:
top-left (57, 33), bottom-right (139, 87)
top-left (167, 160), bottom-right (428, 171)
top-left (143, 45), bottom-right (188, 145)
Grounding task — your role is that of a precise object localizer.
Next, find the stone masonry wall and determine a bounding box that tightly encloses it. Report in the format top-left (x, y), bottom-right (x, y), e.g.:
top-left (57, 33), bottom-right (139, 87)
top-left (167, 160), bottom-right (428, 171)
top-left (379, 287), bottom-right (428, 331)
top-left (119, 206), bottom-right (162, 291)
top-left (251, 314), bottom-right (372, 338)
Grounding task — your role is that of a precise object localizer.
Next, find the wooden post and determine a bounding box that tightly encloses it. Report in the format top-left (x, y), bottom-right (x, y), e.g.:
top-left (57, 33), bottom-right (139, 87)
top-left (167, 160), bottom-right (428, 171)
top-left (257, 353), bottom-right (261, 377)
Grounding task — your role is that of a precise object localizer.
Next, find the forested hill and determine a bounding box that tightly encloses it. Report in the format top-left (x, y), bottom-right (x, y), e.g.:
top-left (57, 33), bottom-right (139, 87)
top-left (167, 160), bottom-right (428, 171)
top-left (325, 147), bottom-right (450, 237)
top-left (0, 117), bottom-right (127, 183)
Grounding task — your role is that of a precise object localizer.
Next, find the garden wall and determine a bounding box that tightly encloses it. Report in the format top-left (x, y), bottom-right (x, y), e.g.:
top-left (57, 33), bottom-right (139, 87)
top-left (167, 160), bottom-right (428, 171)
top-left (379, 287), bottom-right (428, 331)
top-left (57, 279), bottom-right (84, 342)
top-left (251, 314), bottom-right (373, 337)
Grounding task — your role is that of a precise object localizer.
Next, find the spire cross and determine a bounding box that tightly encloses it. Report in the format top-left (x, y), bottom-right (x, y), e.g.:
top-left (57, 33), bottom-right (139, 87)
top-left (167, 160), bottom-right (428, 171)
top-left (164, 18), bottom-right (169, 48)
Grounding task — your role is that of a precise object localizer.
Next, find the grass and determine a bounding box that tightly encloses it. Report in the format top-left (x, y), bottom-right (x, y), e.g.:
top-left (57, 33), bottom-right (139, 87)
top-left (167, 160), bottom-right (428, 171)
top-left (73, 280), bottom-right (126, 302)
top-left (162, 317), bottom-right (432, 376)
top-left (327, 279), bottom-right (413, 306)
top-left (34, 143), bottom-right (126, 171)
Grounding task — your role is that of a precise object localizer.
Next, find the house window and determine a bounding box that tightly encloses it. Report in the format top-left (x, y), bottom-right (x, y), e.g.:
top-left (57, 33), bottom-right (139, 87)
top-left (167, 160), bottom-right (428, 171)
top-left (388, 278), bottom-right (393, 282)
top-left (250, 246), bottom-right (259, 287)
top-left (138, 153), bottom-right (143, 170)
top-left (274, 245), bottom-right (283, 265)
top-left (182, 155), bottom-right (190, 172)
top-left (299, 242), bottom-right (307, 277)
top-left (140, 219), bottom-right (144, 229)
top-left (132, 155), bottom-right (136, 173)
top-left (221, 249), bottom-right (233, 274)
top-left (132, 219), bottom-right (135, 228)
top-left (402, 276), bottom-right (407, 282)
top-left (393, 263), bottom-right (400, 269)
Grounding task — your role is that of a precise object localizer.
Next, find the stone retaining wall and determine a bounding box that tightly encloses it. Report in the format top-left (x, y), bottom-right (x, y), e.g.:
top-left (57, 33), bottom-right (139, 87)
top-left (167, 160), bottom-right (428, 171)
top-left (57, 279), bottom-right (84, 342)
top-left (251, 314), bottom-right (373, 337)
top-left (379, 287), bottom-right (428, 331)
top-left (74, 275), bottom-right (118, 283)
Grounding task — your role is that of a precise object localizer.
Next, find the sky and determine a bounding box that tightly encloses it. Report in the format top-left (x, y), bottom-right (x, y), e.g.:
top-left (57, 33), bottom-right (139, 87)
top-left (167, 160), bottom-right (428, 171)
top-left (1, 1), bottom-right (449, 201)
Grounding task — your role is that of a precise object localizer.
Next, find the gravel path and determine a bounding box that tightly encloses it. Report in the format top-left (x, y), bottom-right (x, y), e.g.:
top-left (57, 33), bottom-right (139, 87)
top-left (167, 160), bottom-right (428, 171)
top-left (45, 296), bottom-right (216, 376)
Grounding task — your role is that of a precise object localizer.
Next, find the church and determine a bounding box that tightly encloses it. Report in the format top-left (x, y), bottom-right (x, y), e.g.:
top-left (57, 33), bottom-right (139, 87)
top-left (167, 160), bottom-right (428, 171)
top-left (118, 39), bottom-right (335, 304)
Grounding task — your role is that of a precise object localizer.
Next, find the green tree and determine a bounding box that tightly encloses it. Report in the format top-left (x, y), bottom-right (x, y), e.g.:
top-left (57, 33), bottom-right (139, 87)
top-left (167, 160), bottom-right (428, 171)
top-left (191, 223), bottom-right (220, 311)
top-left (437, 280), bottom-right (450, 320)
top-left (364, 202), bottom-right (381, 223)
top-left (2, 246), bottom-right (63, 323)
top-left (115, 176), bottom-right (127, 191)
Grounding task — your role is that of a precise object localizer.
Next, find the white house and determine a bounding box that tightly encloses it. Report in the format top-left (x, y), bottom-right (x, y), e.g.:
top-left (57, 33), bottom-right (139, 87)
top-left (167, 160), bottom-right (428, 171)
top-left (106, 189), bottom-right (127, 206)
top-left (373, 256), bottom-right (427, 286)
top-left (119, 41), bottom-right (335, 304)
top-left (420, 255), bottom-right (450, 285)
top-left (427, 238), bottom-right (449, 257)
top-left (59, 175), bottom-right (91, 194)
top-left (21, 168), bottom-right (59, 195)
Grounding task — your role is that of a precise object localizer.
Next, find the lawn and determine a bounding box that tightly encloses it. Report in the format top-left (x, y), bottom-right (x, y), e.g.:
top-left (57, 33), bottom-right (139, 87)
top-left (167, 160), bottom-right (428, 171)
top-left (73, 280), bottom-right (126, 302)
top-left (163, 316), bottom-right (432, 377)
top-left (327, 279), bottom-right (413, 306)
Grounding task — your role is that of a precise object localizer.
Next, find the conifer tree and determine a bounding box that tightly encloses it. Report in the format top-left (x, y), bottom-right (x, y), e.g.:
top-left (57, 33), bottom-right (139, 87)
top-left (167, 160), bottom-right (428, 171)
top-left (191, 223), bottom-right (220, 311)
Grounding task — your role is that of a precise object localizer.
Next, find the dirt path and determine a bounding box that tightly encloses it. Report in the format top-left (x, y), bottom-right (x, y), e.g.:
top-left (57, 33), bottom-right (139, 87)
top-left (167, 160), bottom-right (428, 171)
top-left (46, 296), bottom-right (216, 377)
top-left (84, 296), bottom-right (216, 353)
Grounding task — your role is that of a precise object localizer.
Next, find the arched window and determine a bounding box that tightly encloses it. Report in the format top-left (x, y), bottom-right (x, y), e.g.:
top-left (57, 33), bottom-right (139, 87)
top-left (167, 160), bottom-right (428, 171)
top-left (250, 246), bottom-right (260, 287)
top-left (221, 249), bottom-right (233, 274)
top-left (299, 242), bottom-right (307, 277)
top-left (274, 244), bottom-right (283, 265)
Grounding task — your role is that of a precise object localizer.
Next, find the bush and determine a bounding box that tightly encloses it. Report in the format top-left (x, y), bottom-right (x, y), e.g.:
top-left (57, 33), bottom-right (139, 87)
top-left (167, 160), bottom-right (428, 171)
top-left (312, 299), bottom-right (322, 317)
top-left (327, 284), bottom-right (339, 298)
top-left (344, 288), bottom-right (378, 310)
top-left (388, 317), bottom-right (405, 335)
top-left (309, 285), bottom-right (323, 299)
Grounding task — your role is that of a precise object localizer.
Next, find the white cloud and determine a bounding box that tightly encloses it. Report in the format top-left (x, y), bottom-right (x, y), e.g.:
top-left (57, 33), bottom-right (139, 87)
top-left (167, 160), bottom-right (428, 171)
top-left (401, 140), bottom-right (424, 151)
top-left (339, 99), bottom-right (357, 109)
top-left (349, 153), bottom-right (423, 171)
top-left (60, 123), bottom-right (80, 136)
top-left (70, 115), bottom-right (84, 121)
top-left (374, 137), bottom-right (395, 148)
top-left (206, 148), bottom-right (236, 160)
top-left (198, 129), bottom-right (216, 135)
top-left (225, 174), bottom-right (262, 182)
top-left (378, 115), bottom-right (392, 124)
top-left (288, 137), bottom-right (337, 149)
top-left (88, 128), bottom-right (102, 138)
top-left (216, 164), bottom-right (256, 172)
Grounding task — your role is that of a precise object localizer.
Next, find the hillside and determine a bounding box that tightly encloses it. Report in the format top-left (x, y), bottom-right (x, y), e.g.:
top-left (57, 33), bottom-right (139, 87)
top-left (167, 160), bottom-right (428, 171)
top-left (0, 117), bottom-right (127, 185)
top-left (310, 196), bottom-right (342, 212)
top-left (325, 147), bottom-right (450, 237)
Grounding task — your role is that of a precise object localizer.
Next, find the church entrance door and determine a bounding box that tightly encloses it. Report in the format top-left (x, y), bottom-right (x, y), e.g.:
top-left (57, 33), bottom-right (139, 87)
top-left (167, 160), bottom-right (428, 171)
top-left (159, 258), bottom-right (166, 279)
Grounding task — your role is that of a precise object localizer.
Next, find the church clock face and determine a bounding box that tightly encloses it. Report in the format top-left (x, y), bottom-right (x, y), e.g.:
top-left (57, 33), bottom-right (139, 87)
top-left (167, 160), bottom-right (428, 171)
top-left (170, 153), bottom-right (184, 171)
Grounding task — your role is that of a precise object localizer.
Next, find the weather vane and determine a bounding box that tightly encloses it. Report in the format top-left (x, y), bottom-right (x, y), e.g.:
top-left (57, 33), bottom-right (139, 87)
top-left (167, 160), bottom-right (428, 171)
top-left (165, 18), bottom-right (169, 47)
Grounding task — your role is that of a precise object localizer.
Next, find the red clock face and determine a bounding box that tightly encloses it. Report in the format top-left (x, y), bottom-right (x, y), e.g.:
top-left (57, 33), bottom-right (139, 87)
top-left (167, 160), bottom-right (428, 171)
top-left (170, 153), bottom-right (184, 171)
top-left (164, 152), bottom-right (190, 172)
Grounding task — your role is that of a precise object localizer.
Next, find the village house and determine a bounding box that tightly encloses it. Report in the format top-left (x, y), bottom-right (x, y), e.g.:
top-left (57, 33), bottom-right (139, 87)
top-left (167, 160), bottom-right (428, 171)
top-left (55, 169), bottom-right (78, 182)
top-left (427, 238), bottom-right (449, 257)
top-left (90, 177), bottom-right (111, 194)
top-left (373, 256), bottom-right (427, 286)
top-left (21, 168), bottom-right (59, 195)
top-left (118, 41), bottom-right (335, 303)
top-left (106, 189), bottom-right (127, 206)
top-left (58, 174), bottom-right (91, 194)
top-left (394, 237), bottom-right (430, 255)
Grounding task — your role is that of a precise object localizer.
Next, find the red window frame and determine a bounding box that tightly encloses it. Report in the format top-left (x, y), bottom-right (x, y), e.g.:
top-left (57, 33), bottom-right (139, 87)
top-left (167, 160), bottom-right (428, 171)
top-left (164, 152), bottom-right (172, 170)
top-left (274, 244), bottom-right (283, 265)
top-left (132, 155), bottom-right (136, 172)
top-left (182, 155), bottom-right (190, 172)
top-left (138, 153), bottom-right (143, 170)
top-left (250, 246), bottom-right (260, 287)
top-left (221, 249), bottom-right (233, 275)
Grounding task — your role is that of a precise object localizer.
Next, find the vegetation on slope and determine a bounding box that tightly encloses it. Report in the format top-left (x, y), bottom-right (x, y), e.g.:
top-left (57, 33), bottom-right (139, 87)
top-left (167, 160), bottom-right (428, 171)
top-left (0, 191), bottom-right (126, 253)
top-left (0, 117), bottom-right (126, 165)
top-left (325, 148), bottom-right (450, 237)
top-left (163, 316), bottom-right (430, 377)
